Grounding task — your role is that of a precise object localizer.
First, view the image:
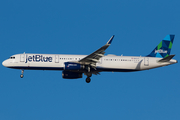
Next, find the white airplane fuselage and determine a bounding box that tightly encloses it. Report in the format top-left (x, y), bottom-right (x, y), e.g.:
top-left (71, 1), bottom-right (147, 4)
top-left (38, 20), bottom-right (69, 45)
top-left (2, 35), bottom-right (178, 83)
top-left (2, 53), bottom-right (177, 72)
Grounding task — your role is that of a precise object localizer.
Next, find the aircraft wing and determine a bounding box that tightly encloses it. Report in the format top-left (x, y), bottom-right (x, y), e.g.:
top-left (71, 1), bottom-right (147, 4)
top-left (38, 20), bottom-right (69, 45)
top-left (79, 35), bottom-right (114, 67)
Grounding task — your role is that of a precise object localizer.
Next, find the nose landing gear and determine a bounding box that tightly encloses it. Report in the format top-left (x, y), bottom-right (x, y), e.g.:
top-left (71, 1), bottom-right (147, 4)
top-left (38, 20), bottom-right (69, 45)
top-left (86, 77), bottom-right (91, 83)
top-left (20, 70), bottom-right (24, 78)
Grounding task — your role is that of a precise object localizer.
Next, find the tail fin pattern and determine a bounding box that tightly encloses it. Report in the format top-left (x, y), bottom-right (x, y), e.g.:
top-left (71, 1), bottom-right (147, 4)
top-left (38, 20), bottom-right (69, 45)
top-left (147, 35), bottom-right (175, 58)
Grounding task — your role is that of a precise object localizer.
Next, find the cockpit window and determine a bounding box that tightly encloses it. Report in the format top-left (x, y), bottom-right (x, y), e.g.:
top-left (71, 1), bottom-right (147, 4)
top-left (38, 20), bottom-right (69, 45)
top-left (9, 56), bottom-right (15, 59)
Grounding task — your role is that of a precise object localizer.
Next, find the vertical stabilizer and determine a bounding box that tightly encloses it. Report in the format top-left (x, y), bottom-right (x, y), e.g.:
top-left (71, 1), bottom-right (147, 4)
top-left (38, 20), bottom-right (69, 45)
top-left (147, 35), bottom-right (175, 58)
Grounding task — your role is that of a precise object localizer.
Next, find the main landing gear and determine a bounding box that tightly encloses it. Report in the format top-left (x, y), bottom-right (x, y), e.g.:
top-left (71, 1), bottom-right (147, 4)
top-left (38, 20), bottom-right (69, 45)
top-left (20, 70), bottom-right (24, 78)
top-left (85, 72), bottom-right (92, 83)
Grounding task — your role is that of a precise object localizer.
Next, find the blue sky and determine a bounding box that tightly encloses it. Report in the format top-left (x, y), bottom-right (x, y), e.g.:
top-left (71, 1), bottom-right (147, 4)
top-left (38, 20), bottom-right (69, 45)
top-left (0, 0), bottom-right (180, 120)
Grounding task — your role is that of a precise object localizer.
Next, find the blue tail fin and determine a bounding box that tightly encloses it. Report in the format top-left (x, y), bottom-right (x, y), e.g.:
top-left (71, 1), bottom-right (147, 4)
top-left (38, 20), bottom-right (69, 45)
top-left (147, 35), bottom-right (175, 58)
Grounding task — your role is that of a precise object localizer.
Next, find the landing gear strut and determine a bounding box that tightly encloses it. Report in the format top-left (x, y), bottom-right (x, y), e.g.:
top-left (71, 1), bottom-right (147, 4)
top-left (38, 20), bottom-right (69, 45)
top-left (20, 70), bottom-right (24, 78)
top-left (84, 66), bottom-right (92, 83)
top-left (86, 77), bottom-right (91, 83)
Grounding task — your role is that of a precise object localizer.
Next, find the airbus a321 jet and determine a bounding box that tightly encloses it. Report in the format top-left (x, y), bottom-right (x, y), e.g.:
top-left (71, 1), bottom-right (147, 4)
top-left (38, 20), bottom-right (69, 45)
top-left (2, 35), bottom-right (177, 83)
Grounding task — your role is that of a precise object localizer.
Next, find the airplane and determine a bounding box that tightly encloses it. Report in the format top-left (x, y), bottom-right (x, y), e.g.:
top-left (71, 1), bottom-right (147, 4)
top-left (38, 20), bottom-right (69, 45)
top-left (2, 35), bottom-right (177, 83)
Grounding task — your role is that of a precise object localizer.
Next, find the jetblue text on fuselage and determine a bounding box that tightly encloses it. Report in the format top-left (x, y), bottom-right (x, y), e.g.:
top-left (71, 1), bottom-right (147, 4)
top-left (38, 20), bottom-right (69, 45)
top-left (25, 55), bottom-right (52, 63)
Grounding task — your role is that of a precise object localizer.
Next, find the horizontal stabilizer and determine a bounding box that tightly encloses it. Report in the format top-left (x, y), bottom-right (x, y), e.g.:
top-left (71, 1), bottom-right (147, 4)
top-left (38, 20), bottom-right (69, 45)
top-left (158, 54), bottom-right (175, 62)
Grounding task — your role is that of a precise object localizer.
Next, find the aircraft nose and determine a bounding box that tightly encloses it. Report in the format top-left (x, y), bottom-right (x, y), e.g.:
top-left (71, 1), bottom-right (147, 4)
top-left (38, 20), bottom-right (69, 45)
top-left (2, 60), bottom-right (7, 67)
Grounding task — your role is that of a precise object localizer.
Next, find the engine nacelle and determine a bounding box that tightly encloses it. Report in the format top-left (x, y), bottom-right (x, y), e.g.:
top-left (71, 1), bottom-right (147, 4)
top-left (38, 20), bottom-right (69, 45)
top-left (64, 62), bottom-right (84, 70)
top-left (62, 71), bottom-right (83, 79)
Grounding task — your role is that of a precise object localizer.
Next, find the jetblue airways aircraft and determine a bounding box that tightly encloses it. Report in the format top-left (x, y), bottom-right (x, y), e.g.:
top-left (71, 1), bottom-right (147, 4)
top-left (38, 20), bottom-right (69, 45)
top-left (2, 35), bottom-right (177, 83)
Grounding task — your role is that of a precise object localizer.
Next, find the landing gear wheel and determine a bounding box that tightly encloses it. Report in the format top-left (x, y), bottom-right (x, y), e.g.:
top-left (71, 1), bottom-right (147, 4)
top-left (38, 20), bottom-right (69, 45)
top-left (20, 74), bottom-right (24, 78)
top-left (20, 70), bottom-right (24, 78)
top-left (86, 77), bottom-right (91, 83)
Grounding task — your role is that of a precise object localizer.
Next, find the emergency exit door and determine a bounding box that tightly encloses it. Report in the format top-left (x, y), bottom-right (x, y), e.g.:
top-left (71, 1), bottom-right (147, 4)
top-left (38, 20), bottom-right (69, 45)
top-left (55, 55), bottom-right (59, 63)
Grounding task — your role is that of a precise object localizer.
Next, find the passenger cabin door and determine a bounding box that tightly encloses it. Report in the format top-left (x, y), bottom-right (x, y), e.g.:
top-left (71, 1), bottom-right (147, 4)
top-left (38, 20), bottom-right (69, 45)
top-left (144, 57), bottom-right (149, 66)
top-left (55, 55), bottom-right (59, 63)
top-left (20, 53), bottom-right (25, 62)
